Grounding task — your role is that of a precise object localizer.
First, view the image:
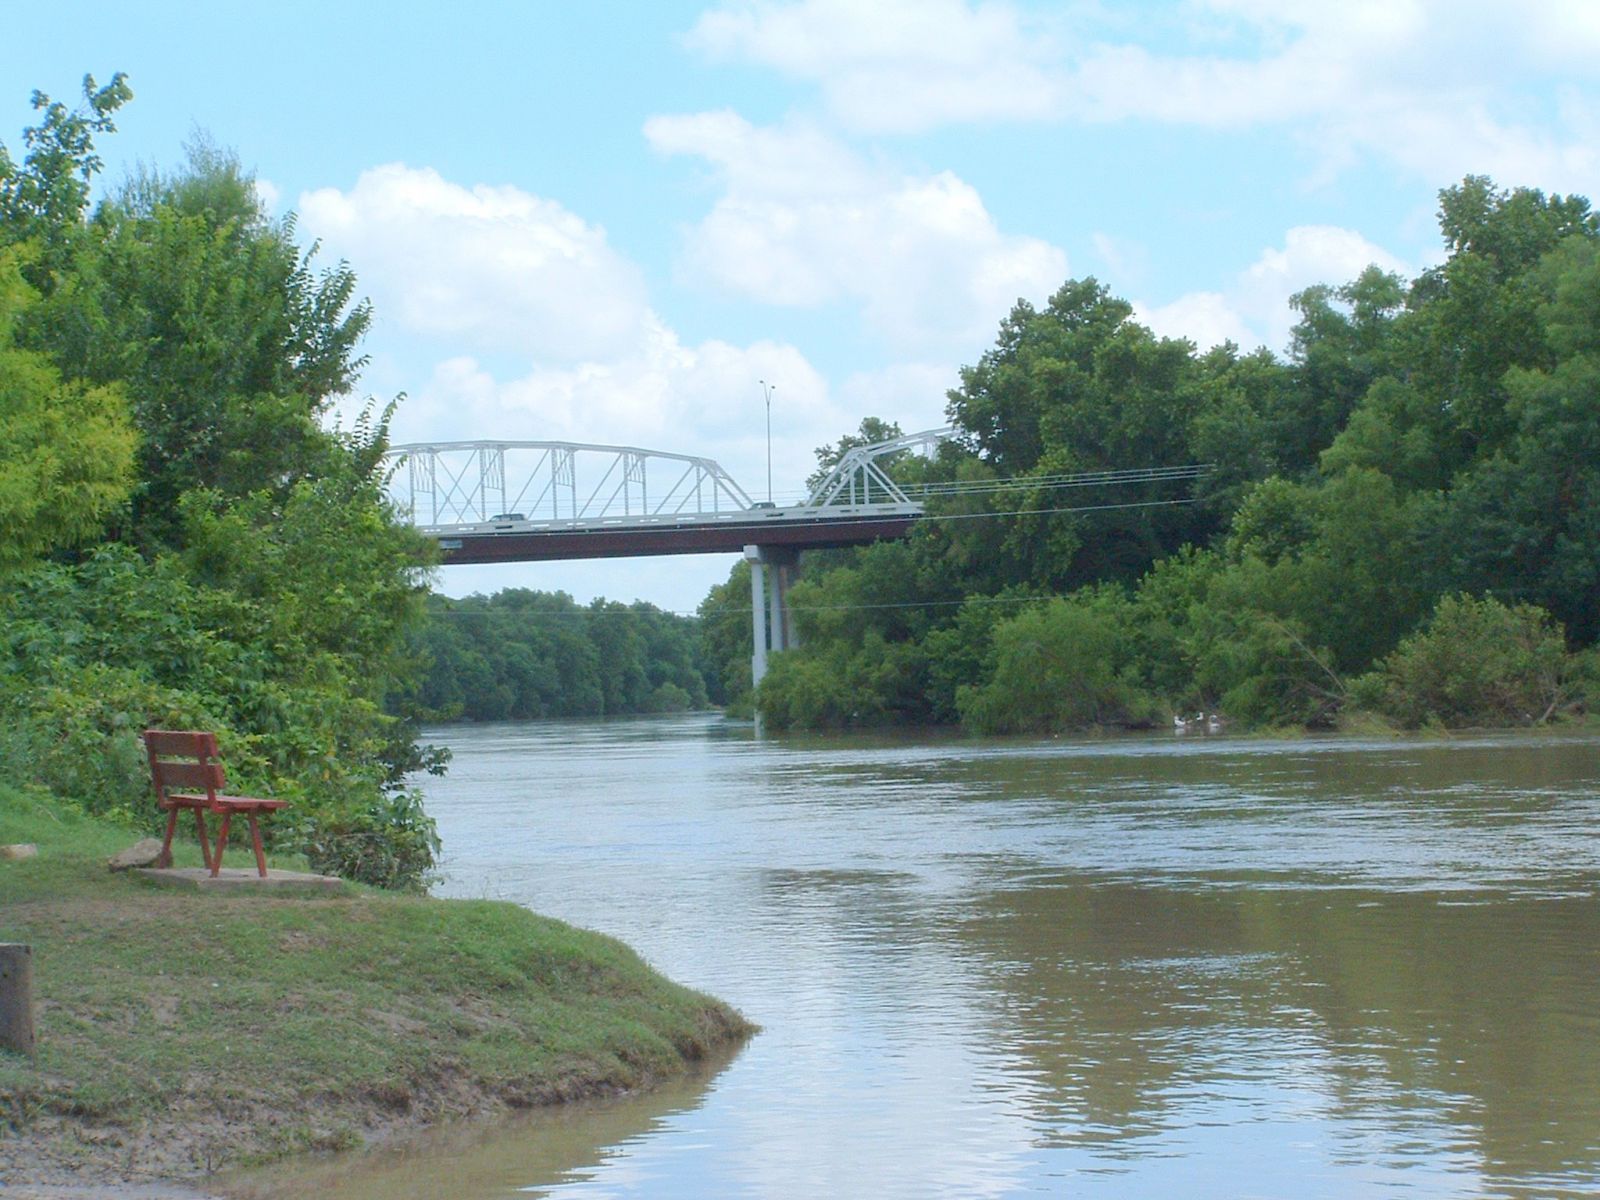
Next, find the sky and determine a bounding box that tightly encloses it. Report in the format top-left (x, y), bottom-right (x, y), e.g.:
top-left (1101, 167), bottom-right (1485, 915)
top-left (7, 0), bottom-right (1598, 612)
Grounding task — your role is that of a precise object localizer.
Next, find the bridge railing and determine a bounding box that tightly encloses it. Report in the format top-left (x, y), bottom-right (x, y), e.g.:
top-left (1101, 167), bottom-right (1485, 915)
top-left (384, 441), bottom-right (757, 527)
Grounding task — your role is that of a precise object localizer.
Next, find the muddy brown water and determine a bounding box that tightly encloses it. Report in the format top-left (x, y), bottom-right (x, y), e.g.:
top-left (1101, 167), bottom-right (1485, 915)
top-left (237, 717), bottom-right (1600, 1198)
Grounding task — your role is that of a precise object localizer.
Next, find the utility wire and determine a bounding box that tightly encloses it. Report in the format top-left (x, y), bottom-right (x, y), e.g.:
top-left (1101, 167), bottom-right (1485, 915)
top-left (430, 591), bottom-right (1080, 621)
top-left (918, 496), bottom-right (1200, 522)
top-left (903, 464), bottom-right (1210, 498)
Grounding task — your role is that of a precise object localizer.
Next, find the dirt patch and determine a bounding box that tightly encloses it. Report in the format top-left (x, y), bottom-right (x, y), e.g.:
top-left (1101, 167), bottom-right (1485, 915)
top-left (146, 995), bottom-right (179, 1028)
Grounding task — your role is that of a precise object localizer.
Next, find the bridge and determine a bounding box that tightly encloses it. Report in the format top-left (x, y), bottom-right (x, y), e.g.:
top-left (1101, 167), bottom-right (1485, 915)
top-left (383, 430), bottom-right (953, 687)
top-left (383, 431), bottom-right (1208, 691)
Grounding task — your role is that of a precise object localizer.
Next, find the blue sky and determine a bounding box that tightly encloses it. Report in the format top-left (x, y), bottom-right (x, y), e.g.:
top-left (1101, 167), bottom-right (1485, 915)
top-left (8, 1), bottom-right (1598, 610)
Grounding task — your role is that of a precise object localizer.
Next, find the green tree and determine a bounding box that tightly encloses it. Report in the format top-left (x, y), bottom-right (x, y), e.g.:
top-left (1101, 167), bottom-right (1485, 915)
top-left (698, 560), bottom-right (754, 710)
top-left (0, 72), bottom-right (132, 286)
top-left (957, 592), bottom-right (1159, 734)
top-left (406, 589), bottom-right (707, 721)
top-left (0, 82), bottom-right (441, 887)
top-left (1357, 594), bottom-right (1576, 727)
top-left (0, 250), bottom-right (134, 569)
top-left (1441, 237), bottom-right (1600, 641)
top-left (41, 139), bottom-right (371, 549)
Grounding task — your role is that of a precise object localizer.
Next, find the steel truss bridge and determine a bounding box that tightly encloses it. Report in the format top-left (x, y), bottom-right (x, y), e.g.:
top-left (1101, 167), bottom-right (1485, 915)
top-left (382, 430), bottom-right (1207, 689)
top-left (383, 429), bottom-right (954, 689)
top-left (382, 429), bottom-right (953, 566)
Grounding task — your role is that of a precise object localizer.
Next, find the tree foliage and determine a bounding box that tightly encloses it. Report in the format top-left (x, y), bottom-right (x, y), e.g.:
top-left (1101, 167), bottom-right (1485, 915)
top-left (1355, 594), bottom-right (1576, 728)
top-left (725, 176), bottom-right (1600, 735)
top-left (406, 590), bottom-right (709, 722)
top-left (0, 249), bottom-right (135, 568)
top-left (0, 78), bottom-right (440, 888)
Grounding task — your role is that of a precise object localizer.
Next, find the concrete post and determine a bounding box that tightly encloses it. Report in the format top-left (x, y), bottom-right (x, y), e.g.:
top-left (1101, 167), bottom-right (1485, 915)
top-left (0, 943), bottom-right (35, 1056)
top-left (745, 546), bottom-right (768, 688)
top-left (768, 555), bottom-right (786, 653)
top-left (779, 563), bottom-right (800, 650)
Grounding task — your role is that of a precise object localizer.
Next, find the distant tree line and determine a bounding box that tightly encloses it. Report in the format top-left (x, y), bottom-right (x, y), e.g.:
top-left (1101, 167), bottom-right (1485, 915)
top-left (701, 177), bottom-right (1600, 733)
top-left (403, 590), bottom-right (710, 721)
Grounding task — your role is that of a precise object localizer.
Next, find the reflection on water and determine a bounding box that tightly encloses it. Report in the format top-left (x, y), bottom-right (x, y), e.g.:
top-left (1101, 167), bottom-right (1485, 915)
top-left (248, 718), bottom-right (1600, 1198)
top-left (225, 1057), bottom-right (737, 1200)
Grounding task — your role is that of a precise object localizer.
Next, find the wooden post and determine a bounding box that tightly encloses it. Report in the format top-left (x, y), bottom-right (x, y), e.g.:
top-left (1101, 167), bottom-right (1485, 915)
top-left (0, 943), bottom-right (35, 1056)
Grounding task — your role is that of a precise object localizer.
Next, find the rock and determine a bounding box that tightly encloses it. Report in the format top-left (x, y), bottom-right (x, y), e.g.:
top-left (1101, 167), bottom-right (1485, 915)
top-left (0, 844), bottom-right (38, 862)
top-left (107, 838), bottom-right (166, 871)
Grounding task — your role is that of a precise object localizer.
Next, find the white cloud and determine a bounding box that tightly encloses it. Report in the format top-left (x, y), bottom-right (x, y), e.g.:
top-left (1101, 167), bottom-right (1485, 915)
top-left (1135, 224), bottom-right (1409, 353)
top-left (687, 0), bottom-right (1600, 194)
top-left (1067, 3), bottom-right (1600, 191)
top-left (1134, 290), bottom-right (1258, 352)
top-left (685, 0), bottom-right (1063, 134)
top-left (837, 362), bottom-right (960, 435)
top-left (393, 323), bottom-right (848, 507)
top-left (253, 177), bottom-right (282, 214)
top-left (298, 164), bottom-right (651, 362)
top-left (646, 111), bottom-right (1066, 352)
top-left (293, 163), bottom-right (864, 508)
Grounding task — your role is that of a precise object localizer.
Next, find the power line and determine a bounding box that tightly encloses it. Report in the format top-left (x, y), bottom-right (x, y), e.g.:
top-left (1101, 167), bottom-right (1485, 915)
top-left (429, 591), bottom-right (1083, 621)
top-left (904, 463), bottom-right (1210, 499)
top-left (919, 496), bottom-right (1200, 522)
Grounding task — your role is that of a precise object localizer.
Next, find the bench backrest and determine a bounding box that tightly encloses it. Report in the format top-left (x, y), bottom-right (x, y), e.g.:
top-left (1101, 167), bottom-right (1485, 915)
top-left (143, 729), bottom-right (227, 802)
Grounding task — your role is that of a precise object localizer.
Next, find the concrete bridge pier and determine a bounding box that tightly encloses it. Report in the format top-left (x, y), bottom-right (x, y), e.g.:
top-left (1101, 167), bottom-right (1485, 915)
top-left (746, 545), bottom-right (800, 696)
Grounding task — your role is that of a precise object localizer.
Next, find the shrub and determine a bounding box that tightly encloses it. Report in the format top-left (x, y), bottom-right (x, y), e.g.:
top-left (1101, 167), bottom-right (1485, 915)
top-left (0, 663), bottom-right (223, 826)
top-left (293, 787), bottom-right (440, 893)
top-left (0, 549), bottom-right (439, 888)
top-left (1363, 593), bottom-right (1575, 727)
top-left (958, 594), bottom-right (1160, 734)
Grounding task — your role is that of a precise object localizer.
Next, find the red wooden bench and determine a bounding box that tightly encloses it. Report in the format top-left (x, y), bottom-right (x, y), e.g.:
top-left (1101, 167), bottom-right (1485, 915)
top-left (142, 730), bottom-right (289, 878)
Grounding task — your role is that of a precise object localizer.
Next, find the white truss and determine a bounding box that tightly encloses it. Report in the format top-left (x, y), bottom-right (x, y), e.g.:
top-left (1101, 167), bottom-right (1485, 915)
top-left (384, 441), bottom-right (756, 527)
top-left (804, 427), bottom-right (955, 507)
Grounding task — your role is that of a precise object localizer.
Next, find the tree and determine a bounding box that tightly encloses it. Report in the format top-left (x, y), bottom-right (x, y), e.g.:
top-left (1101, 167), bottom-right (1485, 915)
top-left (0, 81), bottom-right (442, 888)
top-left (957, 592), bottom-right (1158, 733)
top-left (945, 278), bottom-right (1216, 592)
top-left (1441, 237), bottom-right (1600, 642)
top-left (698, 560), bottom-right (754, 710)
top-left (1358, 594), bottom-right (1576, 727)
top-left (0, 72), bottom-right (131, 286)
top-left (40, 139), bottom-right (371, 548)
top-left (807, 416), bottom-right (905, 493)
top-left (1284, 266), bottom-right (1406, 472)
top-left (0, 249), bottom-right (134, 569)
top-left (720, 176), bottom-right (1600, 733)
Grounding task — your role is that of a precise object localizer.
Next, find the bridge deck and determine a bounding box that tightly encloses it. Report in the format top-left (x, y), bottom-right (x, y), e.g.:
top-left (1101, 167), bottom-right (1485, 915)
top-left (426, 505), bottom-right (923, 564)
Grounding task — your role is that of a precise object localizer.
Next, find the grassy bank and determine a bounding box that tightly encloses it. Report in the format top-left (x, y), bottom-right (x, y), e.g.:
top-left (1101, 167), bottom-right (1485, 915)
top-left (0, 786), bottom-right (753, 1189)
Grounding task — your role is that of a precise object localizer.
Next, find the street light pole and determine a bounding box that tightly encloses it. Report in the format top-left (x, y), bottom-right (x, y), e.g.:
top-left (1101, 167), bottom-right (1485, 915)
top-left (759, 379), bottom-right (776, 503)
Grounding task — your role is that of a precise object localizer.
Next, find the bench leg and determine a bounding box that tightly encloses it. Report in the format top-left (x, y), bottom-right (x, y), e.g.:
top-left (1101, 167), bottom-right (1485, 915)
top-left (193, 808), bottom-right (213, 873)
top-left (211, 810), bottom-right (232, 878)
top-left (159, 808), bottom-right (178, 870)
top-left (248, 814), bottom-right (268, 878)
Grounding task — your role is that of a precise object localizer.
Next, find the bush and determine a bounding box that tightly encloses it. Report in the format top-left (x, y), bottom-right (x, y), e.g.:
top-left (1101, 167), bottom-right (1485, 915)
top-left (293, 787), bottom-right (440, 893)
top-left (0, 663), bottom-right (224, 826)
top-left (957, 594), bottom-right (1160, 734)
top-left (0, 549), bottom-right (440, 889)
top-left (1361, 593), bottom-right (1576, 727)
top-left (758, 634), bottom-right (929, 730)
top-left (644, 681), bottom-right (694, 713)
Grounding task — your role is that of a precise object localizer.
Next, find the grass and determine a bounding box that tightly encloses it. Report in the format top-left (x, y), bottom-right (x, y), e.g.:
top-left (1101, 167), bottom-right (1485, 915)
top-left (0, 785), bottom-right (753, 1186)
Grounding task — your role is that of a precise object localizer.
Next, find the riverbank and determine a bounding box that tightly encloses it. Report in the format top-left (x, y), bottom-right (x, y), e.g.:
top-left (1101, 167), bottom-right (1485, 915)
top-left (0, 786), bottom-right (754, 1192)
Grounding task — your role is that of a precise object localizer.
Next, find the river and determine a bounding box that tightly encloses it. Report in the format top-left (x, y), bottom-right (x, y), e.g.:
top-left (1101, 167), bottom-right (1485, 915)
top-left (249, 715), bottom-right (1600, 1198)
